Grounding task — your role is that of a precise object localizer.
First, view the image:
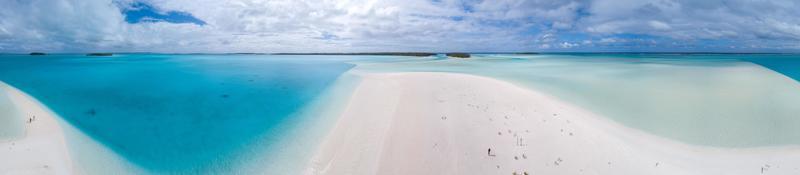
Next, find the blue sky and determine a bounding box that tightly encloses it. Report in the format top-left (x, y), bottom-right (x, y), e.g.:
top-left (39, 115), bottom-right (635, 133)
top-left (1, 0), bottom-right (800, 53)
top-left (121, 2), bottom-right (205, 25)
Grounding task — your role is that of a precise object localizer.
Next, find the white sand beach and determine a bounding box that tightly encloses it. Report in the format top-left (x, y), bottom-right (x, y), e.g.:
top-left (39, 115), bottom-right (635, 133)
top-left (0, 82), bottom-right (143, 175)
top-left (305, 72), bottom-right (800, 175)
top-left (0, 82), bottom-right (73, 174)
top-left (3, 71), bottom-right (800, 175)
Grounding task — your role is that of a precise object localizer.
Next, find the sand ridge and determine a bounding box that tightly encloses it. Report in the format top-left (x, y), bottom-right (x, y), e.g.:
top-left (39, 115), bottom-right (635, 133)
top-left (305, 72), bottom-right (800, 175)
top-left (0, 82), bottom-right (74, 174)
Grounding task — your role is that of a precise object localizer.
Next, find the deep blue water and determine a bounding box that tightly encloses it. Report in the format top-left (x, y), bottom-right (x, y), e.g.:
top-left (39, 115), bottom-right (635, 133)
top-left (0, 54), bottom-right (358, 173)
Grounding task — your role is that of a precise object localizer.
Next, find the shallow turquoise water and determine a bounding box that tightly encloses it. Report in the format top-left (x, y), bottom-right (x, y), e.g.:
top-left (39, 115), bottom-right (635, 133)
top-left (0, 54), bottom-right (367, 173)
top-left (2, 53), bottom-right (800, 173)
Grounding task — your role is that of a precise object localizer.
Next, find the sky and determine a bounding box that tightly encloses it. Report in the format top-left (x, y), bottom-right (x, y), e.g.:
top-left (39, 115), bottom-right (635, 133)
top-left (1, 0), bottom-right (800, 53)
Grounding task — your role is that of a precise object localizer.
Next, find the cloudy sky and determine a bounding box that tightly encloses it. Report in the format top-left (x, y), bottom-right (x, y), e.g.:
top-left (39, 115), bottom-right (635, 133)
top-left (1, 0), bottom-right (800, 53)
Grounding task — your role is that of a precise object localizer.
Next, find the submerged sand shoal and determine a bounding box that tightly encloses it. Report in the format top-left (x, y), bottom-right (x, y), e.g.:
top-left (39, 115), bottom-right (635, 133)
top-left (305, 71), bottom-right (800, 175)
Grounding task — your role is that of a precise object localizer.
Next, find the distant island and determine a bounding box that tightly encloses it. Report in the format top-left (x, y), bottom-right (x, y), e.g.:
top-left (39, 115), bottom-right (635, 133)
top-left (29, 52), bottom-right (46, 55)
top-left (274, 52), bottom-right (437, 57)
top-left (86, 53), bottom-right (113, 56)
top-left (446, 53), bottom-right (471, 58)
top-left (275, 52), bottom-right (480, 58)
top-left (230, 53), bottom-right (269, 55)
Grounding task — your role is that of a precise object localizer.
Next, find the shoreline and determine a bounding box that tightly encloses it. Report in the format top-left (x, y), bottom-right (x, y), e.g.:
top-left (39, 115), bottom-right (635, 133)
top-left (226, 70), bottom-right (365, 174)
top-left (4, 70), bottom-right (800, 174)
top-left (0, 71), bottom-right (365, 174)
top-left (305, 71), bottom-right (800, 175)
top-left (0, 82), bottom-right (143, 174)
top-left (0, 82), bottom-right (74, 174)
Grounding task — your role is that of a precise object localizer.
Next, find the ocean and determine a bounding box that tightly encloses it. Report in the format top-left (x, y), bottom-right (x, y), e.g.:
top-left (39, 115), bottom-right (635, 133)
top-left (2, 53), bottom-right (800, 173)
top-left (0, 54), bottom-right (363, 174)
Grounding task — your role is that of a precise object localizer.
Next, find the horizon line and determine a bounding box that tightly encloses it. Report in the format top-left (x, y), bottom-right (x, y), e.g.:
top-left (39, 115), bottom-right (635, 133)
top-left (4, 51), bottom-right (800, 55)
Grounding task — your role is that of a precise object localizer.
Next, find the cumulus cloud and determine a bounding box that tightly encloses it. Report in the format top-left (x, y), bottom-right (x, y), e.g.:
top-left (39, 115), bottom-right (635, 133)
top-left (0, 0), bottom-right (799, 53)
top-left (560, 42), bottom-right (578, 48)
top-left (582, 0), bottom-right (800, 48)
top-left (0, 0), bottom-right (123, 51)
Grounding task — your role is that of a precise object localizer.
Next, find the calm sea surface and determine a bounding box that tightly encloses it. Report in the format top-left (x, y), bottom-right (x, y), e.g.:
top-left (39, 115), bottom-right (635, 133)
top-left (2, 53), bottom-right (800, 173)
top-left (0, 54), bottom-right (364, 173)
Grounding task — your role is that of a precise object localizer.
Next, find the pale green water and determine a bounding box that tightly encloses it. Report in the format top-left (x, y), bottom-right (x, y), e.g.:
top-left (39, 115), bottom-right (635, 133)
top-left (0, 84), bottom-right (25, 140)
top-left (354, 54), bottom-right (800, 147)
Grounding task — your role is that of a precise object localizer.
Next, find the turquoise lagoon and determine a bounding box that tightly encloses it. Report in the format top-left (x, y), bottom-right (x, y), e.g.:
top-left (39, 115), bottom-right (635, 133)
top-left (2, 53), bottom-right (800, 173)
top-left (0, 54), bottom-right (370, 174)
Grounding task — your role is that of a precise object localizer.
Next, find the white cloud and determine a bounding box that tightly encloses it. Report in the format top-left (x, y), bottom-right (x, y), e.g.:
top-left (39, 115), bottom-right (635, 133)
top-left (0, 0), bottom-right (124, 51)
top-left (1, 0), bottom-right (800, 52)
top-left (599, 38), bottom-right (618, 43)
top-left (560, 42), bottom-right (578, 48)
top-left (648, 20), bottom-right (671, 30)
top-left (583, 0), bottom-right (800, 42)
